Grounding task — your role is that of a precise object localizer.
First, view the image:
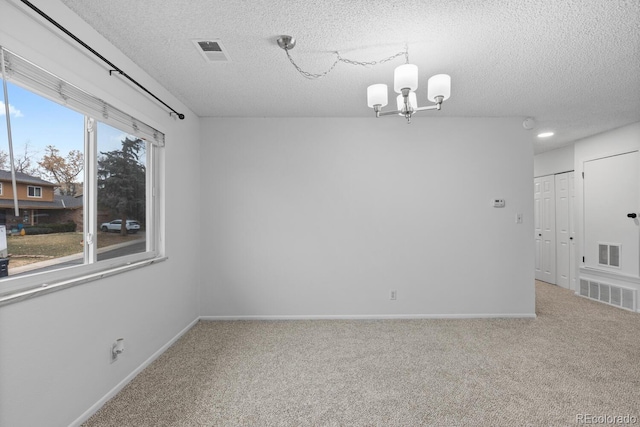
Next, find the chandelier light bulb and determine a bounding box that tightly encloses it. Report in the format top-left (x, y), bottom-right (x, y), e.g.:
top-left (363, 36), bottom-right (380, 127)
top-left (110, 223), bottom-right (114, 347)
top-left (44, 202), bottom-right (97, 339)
top-left (367, 84), bottom-right (388, 107)
top-left (363, 49), bottom-right (450, 122)
top-left (394, 64), bottom-right (419, 93)
top-left (427, 74), bottom-right (451, 102)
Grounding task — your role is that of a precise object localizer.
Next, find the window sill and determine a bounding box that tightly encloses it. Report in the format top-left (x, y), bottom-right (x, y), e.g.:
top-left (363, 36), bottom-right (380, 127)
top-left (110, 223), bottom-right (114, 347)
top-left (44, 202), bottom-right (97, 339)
top-left (0, 256), bottom-right (168, 307)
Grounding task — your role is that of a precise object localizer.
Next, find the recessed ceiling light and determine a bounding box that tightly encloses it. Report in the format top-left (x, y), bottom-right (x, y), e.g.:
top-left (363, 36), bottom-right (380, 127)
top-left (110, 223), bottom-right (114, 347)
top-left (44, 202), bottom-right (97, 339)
top-left (537, 132), bottom-right (554, 138)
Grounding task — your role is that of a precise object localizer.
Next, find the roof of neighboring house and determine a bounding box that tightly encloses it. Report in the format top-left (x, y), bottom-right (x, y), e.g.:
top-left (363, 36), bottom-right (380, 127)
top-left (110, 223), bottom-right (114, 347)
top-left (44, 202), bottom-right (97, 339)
top-left (0, 170), bottom-right (56, 186)
top-left (0, 194), bottom-right (83, 210)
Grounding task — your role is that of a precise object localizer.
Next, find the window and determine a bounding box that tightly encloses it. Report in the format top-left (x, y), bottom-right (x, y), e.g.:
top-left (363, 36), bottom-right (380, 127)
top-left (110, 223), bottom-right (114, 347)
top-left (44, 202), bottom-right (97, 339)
top-left (0, 182), bottom-right (3, 195)
top-left (27, 186), bottom-right (42, 198)
top-left (0, 47), bottom-right (164, 299)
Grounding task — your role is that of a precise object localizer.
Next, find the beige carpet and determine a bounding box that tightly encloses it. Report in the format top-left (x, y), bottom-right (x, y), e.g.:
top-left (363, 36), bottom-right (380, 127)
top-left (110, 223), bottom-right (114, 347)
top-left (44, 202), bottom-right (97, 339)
top-left (83, 282), bottom-right (640, 426)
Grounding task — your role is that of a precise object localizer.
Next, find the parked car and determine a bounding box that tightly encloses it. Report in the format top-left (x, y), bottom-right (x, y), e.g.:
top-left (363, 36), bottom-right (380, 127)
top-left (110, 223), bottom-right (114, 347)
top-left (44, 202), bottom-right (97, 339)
top-left (100, 219), bottom-right (141, 233)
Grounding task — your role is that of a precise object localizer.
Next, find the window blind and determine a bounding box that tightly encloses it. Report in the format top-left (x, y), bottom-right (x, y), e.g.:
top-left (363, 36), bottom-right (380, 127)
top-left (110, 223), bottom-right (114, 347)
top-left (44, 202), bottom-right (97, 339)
top-left (0, 46), bottom-right (165, 147)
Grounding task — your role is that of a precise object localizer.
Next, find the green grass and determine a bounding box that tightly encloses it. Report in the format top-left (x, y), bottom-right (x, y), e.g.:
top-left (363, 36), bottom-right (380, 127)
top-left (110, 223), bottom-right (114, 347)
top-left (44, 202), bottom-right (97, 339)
top-left (7, 232), bottom-right (143, 257)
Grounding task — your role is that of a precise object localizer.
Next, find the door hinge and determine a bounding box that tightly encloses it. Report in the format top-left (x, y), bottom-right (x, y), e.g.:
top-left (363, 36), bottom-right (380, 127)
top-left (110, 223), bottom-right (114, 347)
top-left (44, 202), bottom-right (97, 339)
top-left (582, 172), bottom-right (584, 178)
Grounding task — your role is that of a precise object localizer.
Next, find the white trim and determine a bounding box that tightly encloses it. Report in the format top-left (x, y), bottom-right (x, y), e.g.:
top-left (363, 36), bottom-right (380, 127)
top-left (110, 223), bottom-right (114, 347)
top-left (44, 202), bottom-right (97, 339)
top-left (0, 256), bottom-right (168, 306)
top-left (582, 149), bottom-right (639, 166)
top-left (580, 267), bottom-right (640, 286)
top-left (69, 317), bottom-right (199, 427)
top-left (85, 116), bottom-right (97, 263)
top-left (200, 313), bottom-right (537, 321)
top-left (27, 185), bottom-right (42, 198)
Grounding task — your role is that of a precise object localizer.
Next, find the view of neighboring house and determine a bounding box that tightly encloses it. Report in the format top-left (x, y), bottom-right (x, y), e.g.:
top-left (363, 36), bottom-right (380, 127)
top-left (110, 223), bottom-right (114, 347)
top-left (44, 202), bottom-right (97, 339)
top-left (0, 170), bottom-right (83, 230)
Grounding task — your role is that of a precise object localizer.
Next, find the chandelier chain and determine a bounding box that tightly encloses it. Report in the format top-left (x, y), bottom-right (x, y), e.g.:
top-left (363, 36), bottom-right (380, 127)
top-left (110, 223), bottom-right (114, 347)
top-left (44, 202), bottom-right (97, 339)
top-left (284, 46), bottom-right (409, 80)
top-left (336, 49), bottom-right (408, 67)
top-left (285, 49), bottom-right (340, 79)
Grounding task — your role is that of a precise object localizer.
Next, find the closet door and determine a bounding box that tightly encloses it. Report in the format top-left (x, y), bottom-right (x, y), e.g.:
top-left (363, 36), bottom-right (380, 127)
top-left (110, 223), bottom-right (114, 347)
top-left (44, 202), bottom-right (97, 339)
top-left (534, 175), bottom-right (556, 283)
top-left (555, 173), bottom-right (571, 288)
top-left (534, 178), bottom-right (543, 280)
top-left (569, 172), bottom-right (576, 290)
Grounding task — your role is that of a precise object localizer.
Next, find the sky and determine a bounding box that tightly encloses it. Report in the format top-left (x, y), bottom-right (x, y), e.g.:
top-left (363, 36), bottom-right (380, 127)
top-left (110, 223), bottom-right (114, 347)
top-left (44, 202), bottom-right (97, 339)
top-left (0, 80), bottom-right (134, 170)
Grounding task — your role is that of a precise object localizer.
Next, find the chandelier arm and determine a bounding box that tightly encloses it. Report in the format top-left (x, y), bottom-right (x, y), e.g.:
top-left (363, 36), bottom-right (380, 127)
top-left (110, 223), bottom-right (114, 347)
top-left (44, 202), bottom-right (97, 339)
top-left (376, 109), bottom-right (403, 117)
top-left (413, 105), bottom-right (440, 112)
top-left (414, 96), bottom-right (445, 112)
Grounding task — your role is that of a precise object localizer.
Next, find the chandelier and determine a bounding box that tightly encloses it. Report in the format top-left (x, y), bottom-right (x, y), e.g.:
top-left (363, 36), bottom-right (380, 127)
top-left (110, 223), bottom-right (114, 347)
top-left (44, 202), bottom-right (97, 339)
top-left (277, 35), bottom-right (451, 124)
top-left (367, 66), bottom-right (450, 124)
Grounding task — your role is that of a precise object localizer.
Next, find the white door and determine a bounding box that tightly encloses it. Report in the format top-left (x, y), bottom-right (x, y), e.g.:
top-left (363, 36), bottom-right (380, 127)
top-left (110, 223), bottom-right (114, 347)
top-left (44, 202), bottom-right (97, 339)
top-left (534, 175), bottom-right (556, 283)
top-left (584, 152), bottom-right (640, 277)
top-left (569, 172), bottom-right (576, 290)
top-left (534, 178), bottom-right (543, 280)
top-left (555, 173), bottom-right (570, 288)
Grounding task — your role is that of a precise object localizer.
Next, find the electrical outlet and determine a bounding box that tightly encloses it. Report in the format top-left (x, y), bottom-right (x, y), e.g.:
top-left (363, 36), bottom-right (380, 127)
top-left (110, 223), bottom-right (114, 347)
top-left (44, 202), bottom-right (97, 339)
top-left (111, 338), bottom-right (125, 363)
top-left (390, 290), bottom-right (397, 300)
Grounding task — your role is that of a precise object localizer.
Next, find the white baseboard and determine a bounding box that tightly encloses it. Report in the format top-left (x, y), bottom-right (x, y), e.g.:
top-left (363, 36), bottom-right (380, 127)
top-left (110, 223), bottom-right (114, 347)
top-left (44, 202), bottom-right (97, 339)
top-left (200, 313), bottom-right (537, 320)
top-left (69, 317), bottom-right (199, 427)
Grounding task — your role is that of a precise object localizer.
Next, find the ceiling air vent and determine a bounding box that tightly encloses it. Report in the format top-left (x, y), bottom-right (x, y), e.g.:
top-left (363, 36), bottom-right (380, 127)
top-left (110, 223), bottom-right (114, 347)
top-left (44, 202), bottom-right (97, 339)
top-left (191, 39), bottom-right (231, 62)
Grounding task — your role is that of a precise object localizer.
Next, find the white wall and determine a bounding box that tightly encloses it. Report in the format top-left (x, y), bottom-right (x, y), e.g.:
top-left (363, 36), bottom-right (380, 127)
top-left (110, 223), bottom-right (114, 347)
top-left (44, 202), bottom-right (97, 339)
top-left (200, 117), bottom-right (535, 318)
top-left (534, 144), bottom-right (574, 177)
top-left (574, 122), bottom-right (640, 166)
top-left (573, 121), bottom-right (640, 291)
top-left (0, 2), bottom-right (201, 426)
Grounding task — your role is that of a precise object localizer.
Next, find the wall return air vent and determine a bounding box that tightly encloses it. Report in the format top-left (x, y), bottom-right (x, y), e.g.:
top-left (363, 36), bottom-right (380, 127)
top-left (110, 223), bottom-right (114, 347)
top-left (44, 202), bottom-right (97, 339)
top-left (191, 39), bottom-right (231, 62)
top-left (579, 279), bottom-right (636, 312)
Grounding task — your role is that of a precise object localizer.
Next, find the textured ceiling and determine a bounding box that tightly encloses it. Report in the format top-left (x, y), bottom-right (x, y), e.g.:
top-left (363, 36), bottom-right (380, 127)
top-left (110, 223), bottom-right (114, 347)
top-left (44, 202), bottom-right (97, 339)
top-left (57, 0), bottom-right (640, 153)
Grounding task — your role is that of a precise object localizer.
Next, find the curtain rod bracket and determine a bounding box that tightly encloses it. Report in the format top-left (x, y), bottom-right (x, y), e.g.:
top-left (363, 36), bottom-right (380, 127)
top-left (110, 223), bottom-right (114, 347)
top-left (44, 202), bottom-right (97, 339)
top-left (109, 69), bottom-right (123, 76)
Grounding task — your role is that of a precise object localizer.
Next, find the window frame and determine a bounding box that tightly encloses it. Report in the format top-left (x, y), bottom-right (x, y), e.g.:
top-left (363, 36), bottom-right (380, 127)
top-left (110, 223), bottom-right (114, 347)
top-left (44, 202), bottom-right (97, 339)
top-left (0, 47), bottom-right (165, 302)
top-left (27, 185), bottom-right (42, 198)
